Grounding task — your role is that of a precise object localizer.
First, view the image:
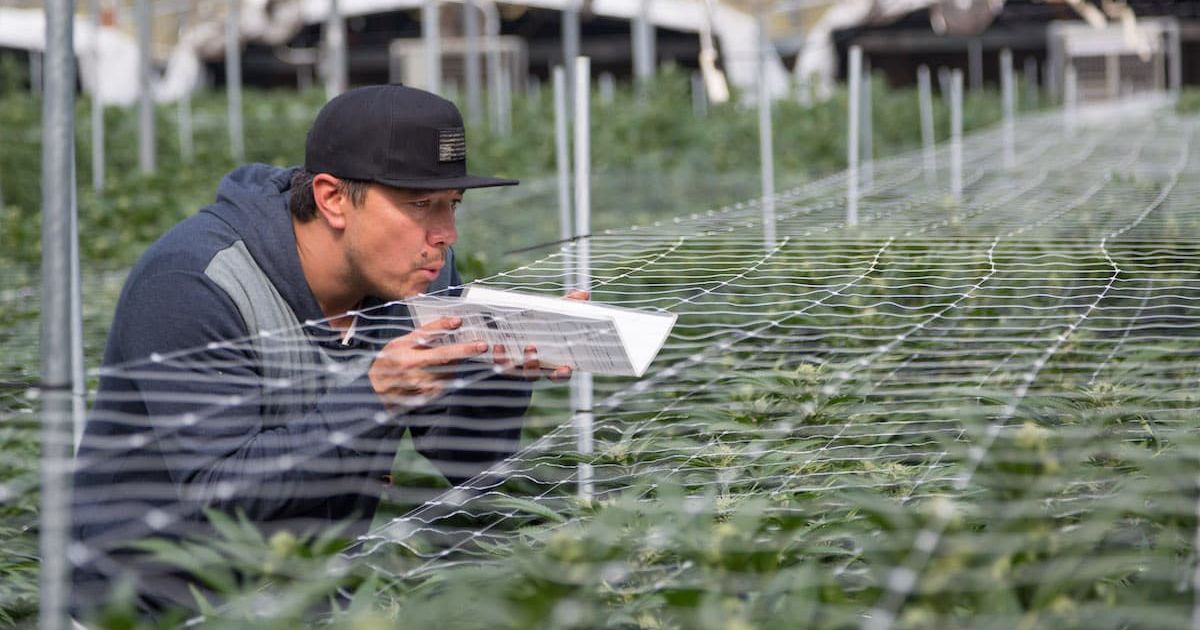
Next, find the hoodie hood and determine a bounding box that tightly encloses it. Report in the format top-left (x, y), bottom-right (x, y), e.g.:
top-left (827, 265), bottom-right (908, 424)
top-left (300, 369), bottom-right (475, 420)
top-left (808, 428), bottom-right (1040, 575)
top-left (204, 163), bottom-right (326, 327)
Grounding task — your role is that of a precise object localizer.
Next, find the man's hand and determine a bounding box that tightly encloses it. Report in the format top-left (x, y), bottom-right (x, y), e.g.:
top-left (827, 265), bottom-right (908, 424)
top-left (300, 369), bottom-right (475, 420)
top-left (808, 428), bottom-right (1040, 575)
top-left (369, 316), bottom-right (486, 408)
top-left (492, 289), bottom-right (590, 382)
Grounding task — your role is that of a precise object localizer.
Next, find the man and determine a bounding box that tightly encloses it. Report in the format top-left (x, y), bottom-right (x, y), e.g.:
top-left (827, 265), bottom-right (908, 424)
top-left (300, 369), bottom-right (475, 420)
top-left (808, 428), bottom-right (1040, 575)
top-left (71, 85), bottom-right (578, 616)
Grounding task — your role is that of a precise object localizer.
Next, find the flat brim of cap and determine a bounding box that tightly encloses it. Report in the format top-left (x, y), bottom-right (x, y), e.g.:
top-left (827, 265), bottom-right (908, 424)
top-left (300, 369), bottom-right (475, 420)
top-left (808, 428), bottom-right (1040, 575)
top-left (373, 174), bottom-right (519, 190)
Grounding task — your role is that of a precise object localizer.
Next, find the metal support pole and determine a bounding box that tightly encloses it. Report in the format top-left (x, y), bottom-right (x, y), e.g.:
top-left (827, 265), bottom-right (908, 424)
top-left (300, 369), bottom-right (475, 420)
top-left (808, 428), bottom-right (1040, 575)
top-left (226, 0), bottom-right (244, 162)
top-left (968, 39), bottom-right (983, 93)
top-left (482, 0), bottom-right (503, 133)
top-left (40, 0), bottom-right (78, 626)
top-left (847, 45), bottom-right (861, 226)
top-left (861, 57), bottom-right (873, 191)
top-left (756, 11), bottom-right (775, 250)
top-left (70, 154), bottom-right (84, 454)
top-left (632, 0), bottom-right (654, 88)
top-left (1000, 48), bottom-right (1015, 170)
top-left (691, 71), bottom-right (707, 117)
top-left (464, 0), bottom-right (482, 125)
top-left (1105, 53), bottom-right (1119, 100)
top-left (571, 56), bottom-right (593, 499)
top-left (1168, 22), bottom-right (1182, 98)
top-left (950, 69), bottom-right (963, 203)
top-left (136, 0), bottom-right (155, 174)
top-left (1024, 56), bottom-right (1038, 110)
top-left (1047, 36), bottom-right (1062, 103)
top-left (598, 72), bottom-right (615, 104)
top-left (422, 0), bottom-right (442, 94)
top-left (562, 1), bottom-right (580, 117)
top-left (89, 0), bottom-right (104, 192)
top-left (917, 65), bottom-right (936, 185)
top-left (324, 0), bottom-right (347, 99)
top-left (497, 62), bottom-right (512, 135)
top-left (1064, 63), bottom-right (1077, 136)
top-left (553, 66), bottom-right (573, 254)
top-left (178, 87), bottom-right (193, 162)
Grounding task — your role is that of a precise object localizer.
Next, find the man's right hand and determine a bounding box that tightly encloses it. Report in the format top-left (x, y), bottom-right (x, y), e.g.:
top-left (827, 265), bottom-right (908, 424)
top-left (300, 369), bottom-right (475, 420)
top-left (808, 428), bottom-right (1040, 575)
top-left (368, 316), bottom-right (487, 409)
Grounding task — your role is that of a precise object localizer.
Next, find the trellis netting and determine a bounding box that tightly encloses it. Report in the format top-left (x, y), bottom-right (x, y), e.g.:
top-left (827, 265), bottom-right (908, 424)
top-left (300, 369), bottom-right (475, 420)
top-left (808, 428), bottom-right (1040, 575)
top-left (8, 98), bottom-right (1200, 628)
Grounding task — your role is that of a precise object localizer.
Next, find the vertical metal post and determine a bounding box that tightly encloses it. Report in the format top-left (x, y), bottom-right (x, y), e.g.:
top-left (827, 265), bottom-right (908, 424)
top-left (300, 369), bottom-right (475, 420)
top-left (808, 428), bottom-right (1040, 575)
top-left (632, 0), bottom-right (654, 88)
top-left (178, 87), bottom-right (194, 162)
top-left (136, 0), bottom-right (155, 174)
top-left (598, 72), bottom-right (615, 104)
top-left (226, 0), bottom-right (244, 162)
top-left (691, 70), bottom-right (707, 117)
top-left (1168, 22), bottom-right (1182, 98)
top-left (968, 39), bottom-right (983, 93)
top-left (847, 46), bottom-right (861, 226)
top-left (861, 57), bottom-right (873, 191)
top-left (324, 0), bottom-right (347, 99)
top-left (483, 1), bottom-right (503, 132)
top-left (756, 11), bottom-right (775, 250)
top-left (1047, 35), bottom-right (1062, 103)
top-left (41, 0), bottom-right (77, 626)
top-left (1064, 63), bottom-right (1077, 136)
top-left (422, 0), bottom-right (442, 94)
top-left (1154, 34), bottom-right (1166, 93)
top-left (70, 154), bottom-right (84, 454)
top-left (562, 1), bottom-right (580, 117)
top-left (917, 65), bottom-right (936, 185)
top-left (1105, 53), bottom-right (1119, 100)
top-left (298, 64), bottom-right (314, 91)
top-left (90, 0), bottom-right (104, 193)
top-left (1000, 48), bottom-right (1015, 170)
top-left (464, 0), bottom-right (482, 125)
top-left (553, 66), bottom-right (572, 252)
top-left (571, 56), bottom-right (593, 499)
top-left (1024, 56), bottom-right (1038, 110)
top-left (498, 62), bottom-right (512, 135)
top-left (950, 69), bottom-right (963, 202)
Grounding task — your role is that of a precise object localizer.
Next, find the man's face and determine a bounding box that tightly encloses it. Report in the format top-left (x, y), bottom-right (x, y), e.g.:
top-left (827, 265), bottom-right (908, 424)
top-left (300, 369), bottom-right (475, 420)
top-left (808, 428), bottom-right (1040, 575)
top-left (342, 185), bottom-right (462, 300)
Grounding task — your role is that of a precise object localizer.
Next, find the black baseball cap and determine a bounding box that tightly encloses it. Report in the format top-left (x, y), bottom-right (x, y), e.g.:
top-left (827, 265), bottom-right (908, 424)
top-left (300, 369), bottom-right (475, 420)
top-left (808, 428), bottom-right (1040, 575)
top-left (304, 84), bottom-right (518, 190)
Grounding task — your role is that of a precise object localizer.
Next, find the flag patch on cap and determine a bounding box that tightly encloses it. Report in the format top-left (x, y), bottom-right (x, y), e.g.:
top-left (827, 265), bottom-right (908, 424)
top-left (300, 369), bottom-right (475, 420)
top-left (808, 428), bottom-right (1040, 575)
top-left (438, 128), bottom-right (467, 162)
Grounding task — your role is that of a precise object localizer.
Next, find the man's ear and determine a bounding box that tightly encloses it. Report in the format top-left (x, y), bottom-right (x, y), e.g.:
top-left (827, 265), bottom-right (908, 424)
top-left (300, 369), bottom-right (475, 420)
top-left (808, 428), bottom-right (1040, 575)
top-left (311, 173), bottom-right (348, 230)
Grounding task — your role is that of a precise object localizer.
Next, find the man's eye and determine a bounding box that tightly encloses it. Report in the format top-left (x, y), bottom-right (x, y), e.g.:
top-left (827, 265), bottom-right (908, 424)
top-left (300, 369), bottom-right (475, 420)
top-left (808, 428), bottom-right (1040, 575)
top-left (411, 200), bottom-right (432, 208)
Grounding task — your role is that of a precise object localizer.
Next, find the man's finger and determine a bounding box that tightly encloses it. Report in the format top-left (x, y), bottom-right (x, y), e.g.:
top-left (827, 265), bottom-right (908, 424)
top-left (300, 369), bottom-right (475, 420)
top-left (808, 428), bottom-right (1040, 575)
top-left (564, 289), bottom-right (590, 301)
top-left (493, 343), bottom-right (510, 366)
top-left (404, 316), bottom-right (464, 348)
top-left (422, 340), bottom-right (488, 365)
top-left (522, 345), bottom-right (538, 370)
top-left (549, 365), bottom-right (572, 382)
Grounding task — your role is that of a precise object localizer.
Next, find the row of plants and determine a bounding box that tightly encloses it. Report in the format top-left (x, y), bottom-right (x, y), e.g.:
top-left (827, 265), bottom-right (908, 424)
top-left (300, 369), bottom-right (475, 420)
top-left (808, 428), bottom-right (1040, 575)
top-left (3, 60), bottom-right (1197, 628)
top-left (0, 65), bottom-right (1017, 273)
top-left (76, 228), bottom-right (1200, 629)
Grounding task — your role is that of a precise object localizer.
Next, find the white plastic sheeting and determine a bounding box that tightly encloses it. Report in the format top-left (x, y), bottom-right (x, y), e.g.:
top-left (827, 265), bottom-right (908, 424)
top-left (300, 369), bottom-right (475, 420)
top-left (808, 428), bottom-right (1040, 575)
top-left (793, 0), bottom-right (1003, 101)
top-left (1, 0), bottom-right (789, 105)
top-left (296, 0), bottom-right (789, 101)
top-left (0, 7), bottom-right (141, 105)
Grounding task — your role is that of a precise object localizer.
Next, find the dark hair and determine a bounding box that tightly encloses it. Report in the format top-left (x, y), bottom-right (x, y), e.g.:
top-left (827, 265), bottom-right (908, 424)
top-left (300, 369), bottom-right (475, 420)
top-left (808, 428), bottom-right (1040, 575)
top-left (288, 169), bottom-right (370, 222)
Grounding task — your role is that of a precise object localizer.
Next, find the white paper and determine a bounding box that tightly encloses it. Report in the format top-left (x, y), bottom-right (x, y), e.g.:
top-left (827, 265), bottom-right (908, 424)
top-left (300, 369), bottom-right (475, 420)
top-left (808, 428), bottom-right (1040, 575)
top-left (405, 287), bottom-right (677, 377)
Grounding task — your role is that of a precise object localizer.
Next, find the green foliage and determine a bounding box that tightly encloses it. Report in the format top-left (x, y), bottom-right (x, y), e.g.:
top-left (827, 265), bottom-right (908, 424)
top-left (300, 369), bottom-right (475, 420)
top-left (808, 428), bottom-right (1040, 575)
top-left (1176, 88), bottom-right (1200, 114)
top-left (1, 68), bottom-right (1002, 275)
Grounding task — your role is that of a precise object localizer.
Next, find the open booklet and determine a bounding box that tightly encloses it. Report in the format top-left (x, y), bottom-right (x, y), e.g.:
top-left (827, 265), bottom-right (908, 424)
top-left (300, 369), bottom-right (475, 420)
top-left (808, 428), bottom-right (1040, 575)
top-left (405, 286), bottom-right (677, 377)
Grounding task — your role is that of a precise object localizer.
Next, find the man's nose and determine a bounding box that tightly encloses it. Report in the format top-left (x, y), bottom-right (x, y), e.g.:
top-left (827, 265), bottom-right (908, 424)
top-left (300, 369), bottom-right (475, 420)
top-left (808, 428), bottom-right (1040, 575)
top-left (429, 213), bottom-right (457, 247)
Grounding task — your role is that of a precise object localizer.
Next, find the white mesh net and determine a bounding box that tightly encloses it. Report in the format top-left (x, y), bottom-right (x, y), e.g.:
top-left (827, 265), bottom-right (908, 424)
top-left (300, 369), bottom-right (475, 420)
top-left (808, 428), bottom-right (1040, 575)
top-left (9, 100), bottom-right (1200, 627)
